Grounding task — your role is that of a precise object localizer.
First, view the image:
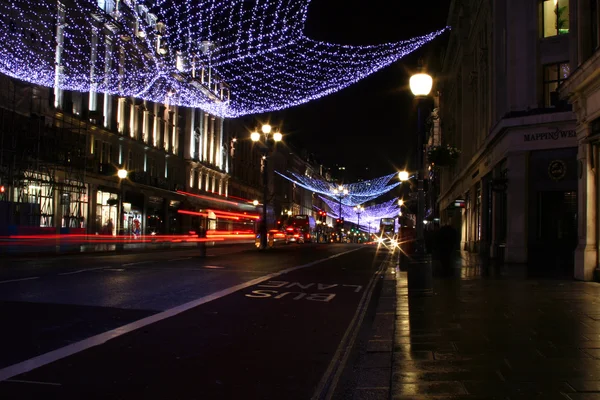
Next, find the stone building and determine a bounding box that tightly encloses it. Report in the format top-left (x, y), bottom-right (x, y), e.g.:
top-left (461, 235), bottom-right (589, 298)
top-left (437, 0), bottom-right (577, 269)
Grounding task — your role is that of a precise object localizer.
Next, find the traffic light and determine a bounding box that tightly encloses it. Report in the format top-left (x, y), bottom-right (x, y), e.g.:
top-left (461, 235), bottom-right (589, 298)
top-left (0, 185), bottom-right (4, 193)
top-left (318, 210), bottom-right (327, 223)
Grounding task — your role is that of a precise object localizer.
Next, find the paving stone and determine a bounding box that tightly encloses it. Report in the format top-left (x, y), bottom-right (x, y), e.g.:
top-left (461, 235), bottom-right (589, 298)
top-left (576, 341), bottom-right (600, 349)
top-left (564, 394), bottom-right (600, 400)
top-left (393, 350), bottom-right (434, 361)
top-left (536, 347), bottom-right (592, 358)
top-left (393, 370), bottom-right (502, 383)
top-left (462, 380), bottom-right (574, 396)
top-left (566, 379), bottom-right (600, 391)
top-left (392, 381), bottom-right (467, 396)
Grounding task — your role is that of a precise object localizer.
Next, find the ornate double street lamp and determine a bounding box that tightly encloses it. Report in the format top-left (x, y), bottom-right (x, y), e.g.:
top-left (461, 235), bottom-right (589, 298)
top-left (354, 205), bottom-right (364, 243)
top-left (251, 124), bottom-right (282, 250)
top-left (333, 185), bottom-right (348, 219)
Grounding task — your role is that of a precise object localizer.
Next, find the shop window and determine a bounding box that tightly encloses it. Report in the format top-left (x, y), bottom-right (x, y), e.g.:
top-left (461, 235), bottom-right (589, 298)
top-left (16, 179), bottom-right (54, 227)
top-left (541, 0), bottom-right (569, 38)
top-left (96, 190), bottom-right (118, 235)
top-left (543, 62), bottom-right (570, 107)
top-left (62, 183), bottom-right (88, 229)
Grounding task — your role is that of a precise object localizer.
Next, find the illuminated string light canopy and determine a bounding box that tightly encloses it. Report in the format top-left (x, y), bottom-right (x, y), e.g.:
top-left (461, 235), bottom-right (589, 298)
top-left (276, 171), bottom-right (401, 206)
top-left (320, 196), bottom-right (401, 229)
top-left (0, 0), bottom-right (448, 118)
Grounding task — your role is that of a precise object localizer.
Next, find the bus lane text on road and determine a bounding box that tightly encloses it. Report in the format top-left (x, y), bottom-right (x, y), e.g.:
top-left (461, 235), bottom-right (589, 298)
top-left (244, 281), bottom-right (363, 303)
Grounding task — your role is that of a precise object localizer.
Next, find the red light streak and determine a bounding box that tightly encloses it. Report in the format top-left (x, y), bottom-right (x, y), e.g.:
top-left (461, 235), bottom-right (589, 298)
top-left (177, 190), bottom-right (239, 206)
top-left (207, 209), bottom-right (260, 220)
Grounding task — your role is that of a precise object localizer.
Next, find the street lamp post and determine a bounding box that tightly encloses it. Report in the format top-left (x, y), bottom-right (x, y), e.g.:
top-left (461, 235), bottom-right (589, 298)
top-left (333, 185), bottom-right (348, 219)
top-left (410, 66), bottom-right (433, 256)
top-left (251, 124), bottom-right (282, 250)
top-left (353, 205), bottom-right (363, 243)
top-left (116, 167), bottom-right (128, 250)
top-left (333, 185), bottom-right (348, 243)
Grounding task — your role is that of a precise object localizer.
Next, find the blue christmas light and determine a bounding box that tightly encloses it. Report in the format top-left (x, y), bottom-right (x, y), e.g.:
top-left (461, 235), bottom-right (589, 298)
top-left (0, 0), bottom-right (448, 118)
top-left (276, 171), bottom-right (401, 206)
top-left (320, 196), bottom-right (401, 229)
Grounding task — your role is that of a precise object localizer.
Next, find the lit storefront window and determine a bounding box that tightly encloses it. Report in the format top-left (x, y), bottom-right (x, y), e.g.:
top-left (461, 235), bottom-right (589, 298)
top-left (96, 190), bottom-right (118, 235)
top-left (61, 182), bottom-right (88, 229)
top-left (14, 175), bottom-right (54, 227)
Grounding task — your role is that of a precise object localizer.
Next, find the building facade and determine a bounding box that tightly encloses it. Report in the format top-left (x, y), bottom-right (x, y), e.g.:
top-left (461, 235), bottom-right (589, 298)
top-left (0, 0), bottom-right (257, 238)
top-left (437, 0), bottom-right (577, 268)
top-left (560, 0), bottom-right (600, 281)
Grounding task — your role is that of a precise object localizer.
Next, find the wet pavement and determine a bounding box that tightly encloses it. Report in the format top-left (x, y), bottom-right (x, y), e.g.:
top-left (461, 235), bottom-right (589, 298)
top-left (0, 245), bottom-right (389, 400)
top-left (388, 255), bottom-right (600, 400)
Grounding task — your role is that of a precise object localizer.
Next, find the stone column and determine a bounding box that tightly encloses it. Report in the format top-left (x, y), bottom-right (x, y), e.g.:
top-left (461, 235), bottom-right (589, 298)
top-left (575, 123), bottom-right (597, 281)
top-left (504, 152), bottom-right (528, 263)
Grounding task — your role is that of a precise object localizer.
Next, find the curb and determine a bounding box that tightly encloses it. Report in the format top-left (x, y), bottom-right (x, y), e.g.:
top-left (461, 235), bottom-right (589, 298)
top-left (351, 252), bottom-right (398, 400)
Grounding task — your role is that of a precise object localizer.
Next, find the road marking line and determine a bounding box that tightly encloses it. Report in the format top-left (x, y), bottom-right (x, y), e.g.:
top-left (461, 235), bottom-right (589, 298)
top-left (105, 268), bottom-right (125, 272)
top-left (121, 261), bottom-right (151, 266)
top-left (5, 379), bottom-right (61, 386)
top-left (168, 257), bottom-right (192, 262)
top-left (0, 277), bottom-right (40, 284)
top-left (204, 265), bottom-right (224, 269)
top-left (0, 247), bottom-right (364, 382)
top-left (58, 267), bottom-right (106, 276)
top-left (311, 252), bottom-right (389, 400)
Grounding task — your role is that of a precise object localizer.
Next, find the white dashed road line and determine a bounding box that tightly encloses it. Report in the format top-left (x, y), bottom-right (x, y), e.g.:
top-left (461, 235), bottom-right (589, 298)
top-left (121, 261), bottom-right (152, 266)
top-left (0, 277), bottom-right (40, 284)
top-left (58, 267), bottom-right (107, 276)
top-left (5, 379), bottom-right (61, 386)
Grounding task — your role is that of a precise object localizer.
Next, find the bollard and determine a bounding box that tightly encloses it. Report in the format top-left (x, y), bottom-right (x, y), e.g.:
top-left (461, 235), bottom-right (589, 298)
top-left (407, 255), bottom-right (433, 296)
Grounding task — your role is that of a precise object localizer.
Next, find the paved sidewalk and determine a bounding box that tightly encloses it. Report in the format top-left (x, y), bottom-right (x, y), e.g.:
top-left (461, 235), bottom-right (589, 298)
top-left (347, 252), bottom-right (600, 400)
top-left (390, 260), bottom-right (600, 400)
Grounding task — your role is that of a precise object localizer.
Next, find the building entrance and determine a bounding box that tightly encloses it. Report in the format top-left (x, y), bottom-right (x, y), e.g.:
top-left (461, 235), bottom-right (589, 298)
top-left (529, 191), bottom-right (577, 274)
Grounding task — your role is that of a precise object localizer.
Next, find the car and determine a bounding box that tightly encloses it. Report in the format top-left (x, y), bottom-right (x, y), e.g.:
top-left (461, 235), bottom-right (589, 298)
top-left (285, 227), bottom-right (305, 244)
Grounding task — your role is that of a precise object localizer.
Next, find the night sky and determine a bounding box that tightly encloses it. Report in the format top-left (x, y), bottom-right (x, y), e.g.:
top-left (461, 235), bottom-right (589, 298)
top-left (237, 0), bottom-right (452, 182)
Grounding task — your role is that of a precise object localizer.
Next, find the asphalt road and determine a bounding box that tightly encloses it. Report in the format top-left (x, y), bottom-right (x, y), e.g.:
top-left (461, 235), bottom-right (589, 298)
top-left (0, 243), bottom-right (390, 399)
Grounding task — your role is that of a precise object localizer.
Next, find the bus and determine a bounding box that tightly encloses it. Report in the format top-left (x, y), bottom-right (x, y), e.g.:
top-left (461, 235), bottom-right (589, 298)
top-left (286, 214), bottom-right (316, 243)
top-left (378, 218), bottom-right (398, 249)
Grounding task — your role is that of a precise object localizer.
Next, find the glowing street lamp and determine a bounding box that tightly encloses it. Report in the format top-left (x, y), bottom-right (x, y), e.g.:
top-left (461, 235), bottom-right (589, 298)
top-left (410, 64), bottom-right (433, 256)
top-left (410, 72), bottom-right (433, 98)
top-left (398, 171), bottom-right (409, 182)
top-left (116, 167), bottom-right (128, 239)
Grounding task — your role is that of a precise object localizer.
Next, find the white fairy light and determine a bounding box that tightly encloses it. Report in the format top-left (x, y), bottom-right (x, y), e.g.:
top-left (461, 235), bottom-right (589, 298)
top-left (0, 1), bottom-right (448, 118)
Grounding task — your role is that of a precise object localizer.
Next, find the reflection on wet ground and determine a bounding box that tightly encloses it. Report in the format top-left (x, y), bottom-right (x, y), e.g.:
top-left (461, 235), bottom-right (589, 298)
top-left (393, 253), bottom-right (600, 399)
